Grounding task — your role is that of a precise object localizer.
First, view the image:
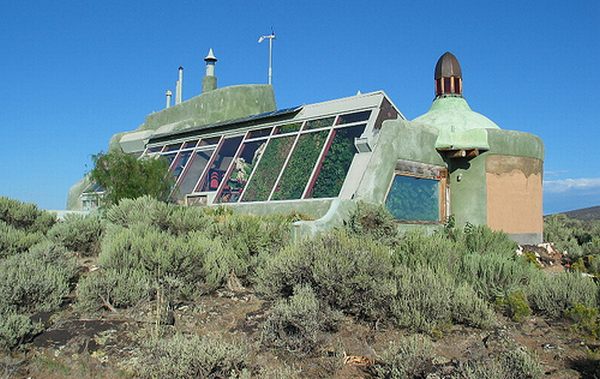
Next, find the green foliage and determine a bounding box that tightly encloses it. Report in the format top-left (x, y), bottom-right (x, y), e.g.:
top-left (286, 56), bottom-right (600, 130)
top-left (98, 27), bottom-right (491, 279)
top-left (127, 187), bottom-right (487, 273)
top-left (463, 223), bottom-right (518, 256)
top-left (0, 312), bottom-right (43, 351)
top-left (277, 122), bottom-right (302, 134)
top-left (48, 213), bottom-right (104, 256)
top-left (105, 196), bottom-right (171, 228)
top-left (135, 334), bottom-right (248, 379)
top-left (311, 126), bottom-right (361, 198)
top-left (459, 348), bottom-right (542, 379)
top-left (566, 303), bottom-right (600, 339)
top-left (369, 335), bottom-right (434, 379)
top-left (0, 196), bottom-right (55, 234)
top-left (256, 230), bottom-right (396, 321)
top-left (0, 242), bottom-right (77, 315)
top-left (271, 130), bottom-right (329, 200)
top-left (0, 221), bottom-right (45, 259)
top-left (345, 201), bottom-right (399, 246)
top-left (76, 268), bottom-right (150, 312)
top-left (526, 271), bottom-right (598, 318)
top-left (391, 265), bottom-right (495, 333)
top-left (262, 285), bottom-right (340, 354)
top-left (495, 290), bottom-right (532, 322)
top-left (304, 116), bottom-right (335, 130)
top-left (90, 150), bottom-right (174, 206)
top-left (242, 135), bottom-right (295, 202)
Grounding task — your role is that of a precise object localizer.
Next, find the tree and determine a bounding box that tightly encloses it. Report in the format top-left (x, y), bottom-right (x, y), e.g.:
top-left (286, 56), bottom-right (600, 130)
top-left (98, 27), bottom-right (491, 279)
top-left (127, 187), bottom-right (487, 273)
top-left (90, 150), bottom-right (174, 206)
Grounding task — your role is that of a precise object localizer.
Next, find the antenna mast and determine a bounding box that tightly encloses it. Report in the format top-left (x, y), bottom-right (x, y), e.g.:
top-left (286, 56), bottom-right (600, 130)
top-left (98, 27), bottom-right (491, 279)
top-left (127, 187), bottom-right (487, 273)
top-left (258, 30), bottom-right (276, 85)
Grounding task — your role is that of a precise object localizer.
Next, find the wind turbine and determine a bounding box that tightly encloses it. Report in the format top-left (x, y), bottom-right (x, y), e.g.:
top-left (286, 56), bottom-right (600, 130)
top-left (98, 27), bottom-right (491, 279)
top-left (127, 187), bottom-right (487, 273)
top-left (258, 31), bottom-right (276, 85)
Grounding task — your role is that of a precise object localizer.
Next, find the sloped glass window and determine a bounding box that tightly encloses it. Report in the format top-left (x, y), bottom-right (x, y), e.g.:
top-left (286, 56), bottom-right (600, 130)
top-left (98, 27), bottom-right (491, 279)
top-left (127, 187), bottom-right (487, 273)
top-left (385, 175), bottom-right (440, 222)
top-left (247, 128), bottom-right (272, 139)
top-left (174, 149), bottom-right (215, 199)
top-left (146, 146), bottom-right (163, 154)
top-left (336, 111), bottom-right (371, 125)
top-left (183, 140), bottom-right (199, 149)
top-left (162, 152), bottom-right (178, 167)
top-left (164, 143), bottom-right (182, 152)
top-left (242, 135), bottom-right (296, 202)
top-left (304, 116), bottom-right (335, 131)
top-left (273, 122), bottom-right (302, 135)
top-left (217, 140), bottom-right (268, 203)
top-left (197, 136), bottom-right (243, 192)
top-left (198, 136), bottom-right (221, 147)
top-left (308, 124), bottom-right (365, 198)
top-left (271, 130), bottom-right (329, 200)
top-left (171, 150), bottom-right (193, 180)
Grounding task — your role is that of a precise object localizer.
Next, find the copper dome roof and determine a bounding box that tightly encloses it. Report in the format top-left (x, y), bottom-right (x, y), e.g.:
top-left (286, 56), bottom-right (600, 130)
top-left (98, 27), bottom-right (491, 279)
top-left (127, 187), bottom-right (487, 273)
top-left (434, 52), bottom-right (462, 80)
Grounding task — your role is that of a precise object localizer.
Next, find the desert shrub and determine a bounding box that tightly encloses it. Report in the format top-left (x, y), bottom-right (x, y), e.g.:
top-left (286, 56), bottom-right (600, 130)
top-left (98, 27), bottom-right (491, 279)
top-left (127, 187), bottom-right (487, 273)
top-left (76, 268), bottom-right (150, 312)
top-left (452, 283), bottom-right (497, 329)
top-left (566, 303), bottom-right (600, 339)
top-left (0, 196), bottom-right (55, 234)
top-left (391, 265), bottom-right (454, 333)
top-left (526, 271), bottom-right (598, 319)
top-left (48, 213), bottom-right (104, 256)
top-left (463, 224), bottom-right (517, 256)
top-left (345, 201), bottom-right (399, 245)
top-left (0, 221), bottom-right (45, 259)
top-left (257, 365), bottom-right (301, 379)
top-left (458, 251), bottom-right (535, 301)
top-left (393, 230), bottom-right (462, 273)
top-left (544, 214), bottom-right (584, 258)
top-left (497, 348), bottom-right (543, 379)
top-left (255, 230), bottom-right (395, 321)
top-left (135, 333), bottom-right (248, 379)
top-left (105, 196), bottom-right (171, 229)
top-left (0, 242), bottom-right (77, 314)
top-left (0, 312), bottom-right (43, 351)
top-left (97, 226), bottom-right (217, 299)
top-left (262, 285), bottom-right (340, 354)
top-left (163, 205), bottom-right (212, 235)
top-left (495, 290), bottom-right (532, 322)
top-left (202, 243), bottom-right (249, 291)
top-left (459, 347), bottom-right (542, 379)
top-left (369, 335), bottom-right (434, 379)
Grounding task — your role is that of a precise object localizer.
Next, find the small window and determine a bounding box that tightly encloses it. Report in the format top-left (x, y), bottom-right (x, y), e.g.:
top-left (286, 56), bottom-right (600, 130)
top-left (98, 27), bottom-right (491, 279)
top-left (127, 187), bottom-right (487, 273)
top-left (182, 140), bottom-right (199, 149)
top-left (164, 143), bottom-right (182, 152)
top-left (304, 117), bottom-right (336, 131)
top-left (336, 111), bottom-right (371, 125)
top-left (198, 137), bottom-right (221, 147)
top-left (444, 78), bottom-right (451, 94)
top-left (273, 123), bottom-right (302, 135)
top-left (247, 128), bottom-right (273, 139)
top-left (146, 146), bottom-right (163, 154)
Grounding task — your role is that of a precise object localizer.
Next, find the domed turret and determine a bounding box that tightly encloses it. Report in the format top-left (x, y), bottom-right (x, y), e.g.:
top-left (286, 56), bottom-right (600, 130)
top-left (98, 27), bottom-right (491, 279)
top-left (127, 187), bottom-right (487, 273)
top-left (434, 52), bottom-right (462, 98)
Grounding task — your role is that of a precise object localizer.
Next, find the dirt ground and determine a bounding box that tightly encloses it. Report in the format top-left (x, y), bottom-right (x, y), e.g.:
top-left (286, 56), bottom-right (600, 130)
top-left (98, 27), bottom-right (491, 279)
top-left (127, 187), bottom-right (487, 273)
top-left (2, 289), bottom-right (599, 378)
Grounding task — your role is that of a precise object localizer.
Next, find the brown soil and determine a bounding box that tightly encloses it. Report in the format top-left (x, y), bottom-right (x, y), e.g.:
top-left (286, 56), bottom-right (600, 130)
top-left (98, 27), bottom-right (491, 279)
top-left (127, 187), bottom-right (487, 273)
top-left (3, 290), bottom-right (599, 378)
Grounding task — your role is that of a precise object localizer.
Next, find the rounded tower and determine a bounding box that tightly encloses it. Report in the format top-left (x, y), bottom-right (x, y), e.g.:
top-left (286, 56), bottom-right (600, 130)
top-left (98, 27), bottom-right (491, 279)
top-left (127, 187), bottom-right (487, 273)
top-left (434, 52), bottom-right (462, 98)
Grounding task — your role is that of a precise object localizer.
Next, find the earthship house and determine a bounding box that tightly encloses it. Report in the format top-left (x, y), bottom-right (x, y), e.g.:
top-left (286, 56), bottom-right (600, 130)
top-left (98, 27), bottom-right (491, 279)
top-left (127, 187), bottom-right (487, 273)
top-left (68, 50), bottom-right (544, 244)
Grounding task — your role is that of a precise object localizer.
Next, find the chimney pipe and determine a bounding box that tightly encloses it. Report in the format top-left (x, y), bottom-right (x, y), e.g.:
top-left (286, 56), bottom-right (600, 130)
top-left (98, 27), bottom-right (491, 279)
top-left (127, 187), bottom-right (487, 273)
top-left (175, 66), bottom-right (183, 104)
top-left (202, 49), bottom-right (217, 93)
top-left (165, 90), bottom-right (172, 108)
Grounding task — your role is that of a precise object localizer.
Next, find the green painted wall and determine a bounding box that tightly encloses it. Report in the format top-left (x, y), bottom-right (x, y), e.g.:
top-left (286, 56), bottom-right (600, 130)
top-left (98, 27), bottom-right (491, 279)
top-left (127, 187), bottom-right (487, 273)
top-left (354, 118), bottom-right (445, 204)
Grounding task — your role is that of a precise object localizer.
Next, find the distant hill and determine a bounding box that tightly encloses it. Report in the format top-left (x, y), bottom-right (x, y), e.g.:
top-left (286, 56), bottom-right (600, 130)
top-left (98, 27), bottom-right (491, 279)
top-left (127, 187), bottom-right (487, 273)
top-left (560, 205), bottom-right (600, 221)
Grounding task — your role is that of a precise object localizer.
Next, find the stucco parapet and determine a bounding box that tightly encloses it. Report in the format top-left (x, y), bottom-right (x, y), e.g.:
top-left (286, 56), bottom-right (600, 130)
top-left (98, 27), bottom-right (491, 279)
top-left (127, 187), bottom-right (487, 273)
top-left (486, 129), bottom-right (544, 160)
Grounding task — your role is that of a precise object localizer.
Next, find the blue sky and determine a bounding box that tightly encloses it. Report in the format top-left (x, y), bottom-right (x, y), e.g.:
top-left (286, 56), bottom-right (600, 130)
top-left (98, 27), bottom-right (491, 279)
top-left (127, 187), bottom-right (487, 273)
top-left (0, 1), bottom-right (598, 213)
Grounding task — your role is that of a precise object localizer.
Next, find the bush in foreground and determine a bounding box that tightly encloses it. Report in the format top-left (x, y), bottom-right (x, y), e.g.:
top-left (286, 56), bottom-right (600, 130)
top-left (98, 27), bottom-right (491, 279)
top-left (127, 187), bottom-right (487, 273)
top-left (48, 213), bottom-right (104, 256)
top-left (135, 333), bottom-right (248, 379)
top-left (0, 196), bottom-right (55, 234)
top-left (262, 285), bottom-right (340, 354)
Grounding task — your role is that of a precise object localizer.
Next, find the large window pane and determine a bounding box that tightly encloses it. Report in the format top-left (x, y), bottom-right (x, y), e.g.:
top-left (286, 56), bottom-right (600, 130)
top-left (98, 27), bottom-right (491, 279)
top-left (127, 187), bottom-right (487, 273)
top-left (336, 111), bottom-right (371, 125)
top-left (271, 130), bottom-right (329, 200)
top-left (197, 136), bottom-right (243, 192)
top-left (162, 152), bottom-right (178, 167)
top-left (273, 122), bottom-right (302, 135)
top-left (242, 135), bottom-right (295, 202)
top-left (217, 140), bottom-right (268, 203)
top-left (385, 175), bottom-right (440, 222)
top-left (174, 149), bottom-right (215, 199)
top-left (171, 150), bottom-right (193, 180)
top-left (308, 124), bottom-right (365, 198)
